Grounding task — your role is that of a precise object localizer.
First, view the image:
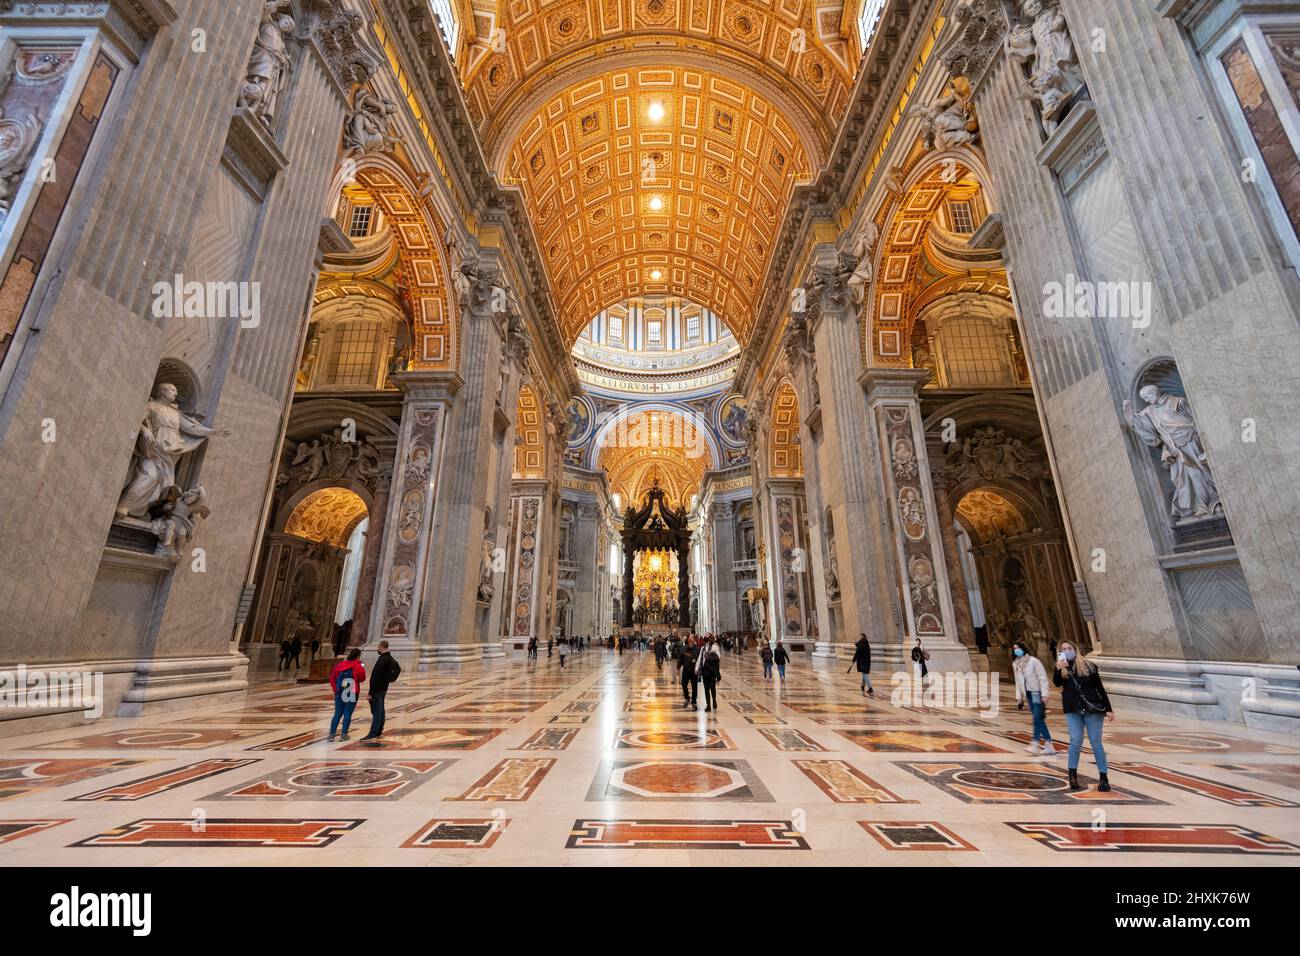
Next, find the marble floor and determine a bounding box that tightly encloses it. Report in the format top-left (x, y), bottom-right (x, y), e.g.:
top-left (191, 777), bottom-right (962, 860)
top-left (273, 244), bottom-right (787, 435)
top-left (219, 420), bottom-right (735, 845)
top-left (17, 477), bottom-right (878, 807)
top-left (2, 649), bottom-right (1299, 866)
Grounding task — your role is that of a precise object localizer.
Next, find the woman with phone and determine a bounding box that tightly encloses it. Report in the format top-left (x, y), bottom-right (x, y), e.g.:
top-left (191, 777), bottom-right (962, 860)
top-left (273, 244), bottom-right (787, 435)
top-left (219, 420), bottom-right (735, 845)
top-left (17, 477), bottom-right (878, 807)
top-left (1053, 641), bottom-right (1114, 791)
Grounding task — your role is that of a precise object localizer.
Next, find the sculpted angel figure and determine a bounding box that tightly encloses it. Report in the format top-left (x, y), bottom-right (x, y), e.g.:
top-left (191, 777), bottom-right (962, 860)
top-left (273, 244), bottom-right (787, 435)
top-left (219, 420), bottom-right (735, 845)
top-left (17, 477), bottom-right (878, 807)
top-left (846, 221), bottom-right (879, 306)
top-left (238, 1), bottom-right (295, 127)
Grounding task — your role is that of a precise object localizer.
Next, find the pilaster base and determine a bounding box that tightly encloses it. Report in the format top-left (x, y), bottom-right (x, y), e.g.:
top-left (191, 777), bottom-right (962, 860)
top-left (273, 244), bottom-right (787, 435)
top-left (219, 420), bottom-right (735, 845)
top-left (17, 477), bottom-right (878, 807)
top-left (812, 641), bottom-right (853, 661)
top-left (420, 642), bottom-right (482, 667)
top-left (1093, 656), bottom-right (1300, 733)
top-left (117, 654), bottom-right (249, 717)
top-left (480, 642), bottom-right (506, 660)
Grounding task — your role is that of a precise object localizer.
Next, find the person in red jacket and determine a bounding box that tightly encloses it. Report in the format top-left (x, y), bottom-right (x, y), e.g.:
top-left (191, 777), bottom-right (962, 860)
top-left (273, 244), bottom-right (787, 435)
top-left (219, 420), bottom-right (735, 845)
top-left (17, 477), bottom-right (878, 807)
top-left (327, 648), bottom-right (365, 741)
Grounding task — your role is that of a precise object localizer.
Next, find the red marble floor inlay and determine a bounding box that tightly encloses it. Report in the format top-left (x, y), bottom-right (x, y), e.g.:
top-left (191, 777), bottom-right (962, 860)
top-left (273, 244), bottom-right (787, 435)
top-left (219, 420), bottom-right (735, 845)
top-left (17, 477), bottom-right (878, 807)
top-left (36, 729), bottom-right (265, 751)
top-left (567, 819), bottom-right (809, 849)
top-left (72, 818), bottom-right (363, 848)
top-left (898, 761), bottom-right (1164, 805)
top-left (0, 759), bottom-right (149, 800)
top-left (71, 758), bottom-right (260, 801)
top-left (339, 727), bottom-right (505, 751)
top-left (1105, 732), bottom-right (1300, 755)
top-left (207, 759), bottom-right (451, 800)
top-left (0, 819), bottom-right (72, 844)
top-left (1010, 822), bottom-right (1300, 855)
top-left (1112, 762), bottom-right (1300, 807)
top-left (837, 729), bottom-right (1008, 753)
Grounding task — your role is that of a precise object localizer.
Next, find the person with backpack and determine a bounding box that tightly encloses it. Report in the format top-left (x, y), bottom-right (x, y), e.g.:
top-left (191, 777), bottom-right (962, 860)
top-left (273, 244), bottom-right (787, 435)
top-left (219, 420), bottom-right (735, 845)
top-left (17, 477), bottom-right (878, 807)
top-left (760, 642), bottom-right (774, 680)
top-left (557, 637), bottom-right (568, 669)
top-left (698, 636), bottom-right (722, 712)
top-left (1053, 641), bottom-right (1114, 792)
top-left (1013, 641), bottom-right (1056, 756)
top-left (773, 641), bottom-right (790, 680)
top-left (849, 634), bottom-right (874, 697)
top-left (678, 640), bottom-right (699, 709)
top-left (359, 640), bottom-right (400, 743)
top-left (327, 648), bottom-right (366, 741)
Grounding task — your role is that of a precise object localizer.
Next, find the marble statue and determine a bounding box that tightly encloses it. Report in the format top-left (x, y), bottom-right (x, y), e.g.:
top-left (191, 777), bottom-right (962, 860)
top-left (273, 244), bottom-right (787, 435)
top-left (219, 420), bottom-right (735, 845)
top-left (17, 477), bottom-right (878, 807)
top-left (151, 486), bottom-right (210, 561)
top-left (117, 383), bottom-right (221, 519)
top-left (914, 77), bottom-right (979, 151)
top-left (476, 535), bottom-right (495, 602)
top-left (344, 89), bottom-right (397, 155)
top-left (825, 555), bottom-right (841, 602)
top-left (846, 221), bottom-right (879, 306)
top-left (1124, 385), bottom-right (1223, 521)
top-left (238, 1), bottom-right (296, 128)
top-left (1007, 0), bottom-right (1085, 134)
top-left (0, 105), bottom-right (40, 225)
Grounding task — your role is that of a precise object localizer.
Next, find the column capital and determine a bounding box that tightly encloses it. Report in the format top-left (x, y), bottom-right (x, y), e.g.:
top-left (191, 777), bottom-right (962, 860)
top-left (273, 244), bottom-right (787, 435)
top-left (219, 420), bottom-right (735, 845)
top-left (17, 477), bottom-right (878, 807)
top-left (391, 369), bottom-right (462, 404)
top-left (860, 367), bottom-right (931, 403)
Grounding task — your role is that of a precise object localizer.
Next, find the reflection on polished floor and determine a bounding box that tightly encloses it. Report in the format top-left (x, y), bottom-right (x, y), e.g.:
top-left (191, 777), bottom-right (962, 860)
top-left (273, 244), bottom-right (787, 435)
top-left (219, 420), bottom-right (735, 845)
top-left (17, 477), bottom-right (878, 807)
top-left (2, 650), bottom-right (1299, 866)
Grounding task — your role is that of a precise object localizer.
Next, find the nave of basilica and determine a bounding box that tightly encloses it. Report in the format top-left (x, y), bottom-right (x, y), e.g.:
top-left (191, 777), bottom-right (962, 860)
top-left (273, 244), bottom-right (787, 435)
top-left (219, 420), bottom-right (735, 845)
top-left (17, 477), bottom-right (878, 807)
top-left (0, 0), bottom-right (1299, 868)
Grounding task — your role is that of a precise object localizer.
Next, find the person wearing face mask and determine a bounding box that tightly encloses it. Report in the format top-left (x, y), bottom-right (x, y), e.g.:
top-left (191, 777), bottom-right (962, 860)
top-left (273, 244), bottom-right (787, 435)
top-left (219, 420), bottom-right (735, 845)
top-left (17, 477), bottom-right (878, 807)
top-left (1053, 641), bottom-right (1114, 791)
top-left (1012, 641), bottom-right (1055, 756)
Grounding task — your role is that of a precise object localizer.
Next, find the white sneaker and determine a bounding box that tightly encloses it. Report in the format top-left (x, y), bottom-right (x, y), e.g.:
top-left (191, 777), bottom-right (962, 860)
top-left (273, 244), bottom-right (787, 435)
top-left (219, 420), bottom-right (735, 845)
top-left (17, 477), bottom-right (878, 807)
top-left (1039, 742), bottom-right (1057, 756)
top-left (1024, 742), bottom-right (1041, 755)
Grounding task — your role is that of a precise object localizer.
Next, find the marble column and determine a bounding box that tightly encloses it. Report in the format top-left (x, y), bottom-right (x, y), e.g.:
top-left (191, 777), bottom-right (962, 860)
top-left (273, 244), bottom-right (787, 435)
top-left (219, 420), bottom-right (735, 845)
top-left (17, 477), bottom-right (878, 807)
top-left (504, 480), bottom-right (547, 644)
top-left (571, 503), bottom-right (599, 637)
top-left (933, 480), bottom-right (978, 653)
top-left (802, 250), bottom-right (899, 658)
top-left (420, 259), bottom-right (510, 665)
top-left (861, 367), bottom-right (970, 674)
top-left (348, 439), bottom-right (397, 648)
top-left (367, 371), bottom-right (458, 669)
top-left (710, 501), bottom-right (738, 632)
top-left (762, 479), bottom-right (814, 645)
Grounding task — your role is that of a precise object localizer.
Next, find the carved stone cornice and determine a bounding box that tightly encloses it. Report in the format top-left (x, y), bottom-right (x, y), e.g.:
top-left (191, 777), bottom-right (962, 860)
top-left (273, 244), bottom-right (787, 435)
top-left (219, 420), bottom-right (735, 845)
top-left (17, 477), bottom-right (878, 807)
top-left (0, 0), bottom-right (177, 57)
top-left (302, 0), bottom-right (379, 92)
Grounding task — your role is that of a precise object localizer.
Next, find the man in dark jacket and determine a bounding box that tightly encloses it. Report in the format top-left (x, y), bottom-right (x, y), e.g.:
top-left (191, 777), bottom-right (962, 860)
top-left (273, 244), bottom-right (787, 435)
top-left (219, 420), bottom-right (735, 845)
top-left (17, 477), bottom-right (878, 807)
top-left (850, 634), bottom-right (874, 697)
top-left (678, 642), bottom-right (699, 709)
top-left (360, 641), bottom-right (401, 742)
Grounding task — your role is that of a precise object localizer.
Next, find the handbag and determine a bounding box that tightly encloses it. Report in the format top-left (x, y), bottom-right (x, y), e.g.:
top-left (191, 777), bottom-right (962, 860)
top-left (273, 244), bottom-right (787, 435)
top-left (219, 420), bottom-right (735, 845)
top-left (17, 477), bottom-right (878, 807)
top-left (1070, 673), bottom-right (1107, 714)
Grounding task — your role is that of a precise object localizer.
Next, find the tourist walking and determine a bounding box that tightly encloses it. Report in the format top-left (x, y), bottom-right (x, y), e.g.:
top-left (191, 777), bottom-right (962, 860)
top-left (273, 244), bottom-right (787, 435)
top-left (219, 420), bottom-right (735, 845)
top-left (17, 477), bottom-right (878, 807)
top-left (678, 641), bottom-right (699, 709)
top-left (1012, 641), bottom-right (1056, 755)
top-left (698, 636), bottom-right (722, 712)
top-left (278, 636), bottom-right (292, 672)
top-left (849, 633), bottom-right (874, 697)
top-left (1053, 641), bottom-right (1114, 791)
top-left (774, 641), bottom-right (790, 680)
top-left (527, 636), bottom-right (538, 663)
top-left (359, 640), bottom-right (401, 743)
top-left (326, 648), bottom-right (365, 742)
top-left (910, 638), bottom-right (929, 681)
top-left (557, 637), bottom-right (568, 669)
top-left (760, 642), bottom-right (773, 680)
top-left (289, 635), bottom-right (303, 670)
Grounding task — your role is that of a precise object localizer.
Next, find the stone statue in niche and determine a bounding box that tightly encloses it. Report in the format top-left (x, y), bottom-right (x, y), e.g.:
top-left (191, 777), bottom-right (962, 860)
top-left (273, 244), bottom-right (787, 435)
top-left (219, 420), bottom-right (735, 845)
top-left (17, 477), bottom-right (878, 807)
top-left (1006, 0), bottom-right (1086, 135)
top-left (476, 535), bottom-right (496, 602)
top-left (1011, 597), bottom-right (1047, 647)
top-left (117, 383), bottom-right (223, 519)
top-left (1124, 385), bottom-right (1224, 521)
top-left (239, 0), bottom-right (296, 128)
top-left (343, 89), bottom-right (398, 155)
top-left (824, 555), bottom-right (841, 602)
top-left (846, 221), bottom-right (879, 306)
top-left (151, 486), bottom-right (211, 561)
top-left (913, 76), bottom-right (979, 151)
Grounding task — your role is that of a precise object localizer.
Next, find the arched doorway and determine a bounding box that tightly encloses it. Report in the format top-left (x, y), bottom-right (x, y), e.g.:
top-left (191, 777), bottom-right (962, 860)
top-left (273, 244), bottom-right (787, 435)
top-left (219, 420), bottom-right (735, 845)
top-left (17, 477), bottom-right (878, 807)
top-left (244, 485), bottom-right (371, 672)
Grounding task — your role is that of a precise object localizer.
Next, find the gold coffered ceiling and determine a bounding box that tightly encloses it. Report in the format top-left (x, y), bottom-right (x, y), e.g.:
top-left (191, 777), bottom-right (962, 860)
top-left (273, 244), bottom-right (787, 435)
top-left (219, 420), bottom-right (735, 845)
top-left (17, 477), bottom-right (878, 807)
top-left (466, 1), bottom-right (856, 346)
top-left (504, 65), bottom-right (814, 345)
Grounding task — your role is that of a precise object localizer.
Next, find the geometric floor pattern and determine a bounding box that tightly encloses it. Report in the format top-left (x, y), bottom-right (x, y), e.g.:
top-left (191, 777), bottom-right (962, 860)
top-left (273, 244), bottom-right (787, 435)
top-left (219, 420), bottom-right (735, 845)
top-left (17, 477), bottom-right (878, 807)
top-left (1, 650), bottom-right (1299, 864)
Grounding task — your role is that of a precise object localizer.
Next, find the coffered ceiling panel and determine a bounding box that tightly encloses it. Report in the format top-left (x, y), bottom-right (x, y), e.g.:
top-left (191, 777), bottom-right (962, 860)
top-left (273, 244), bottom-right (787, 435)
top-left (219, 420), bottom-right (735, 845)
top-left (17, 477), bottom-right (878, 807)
top-left (503, 65), bottom-right (815, 345)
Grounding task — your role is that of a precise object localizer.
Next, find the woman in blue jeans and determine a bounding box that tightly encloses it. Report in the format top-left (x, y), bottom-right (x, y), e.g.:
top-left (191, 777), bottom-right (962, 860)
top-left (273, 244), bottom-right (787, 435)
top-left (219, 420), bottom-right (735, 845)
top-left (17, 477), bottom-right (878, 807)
top-left (1052, 641), bottom-right (1114, 792)
top-left (327, 648), bottom-right (366, 742)
top-left (1011, 641), bottom-right (1055, 755)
